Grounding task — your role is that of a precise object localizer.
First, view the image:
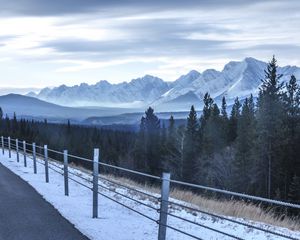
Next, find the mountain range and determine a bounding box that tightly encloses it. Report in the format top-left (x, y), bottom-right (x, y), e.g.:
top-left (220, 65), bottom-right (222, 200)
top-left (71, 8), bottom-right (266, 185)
top-left (29, 57), bottom-right (300, 111)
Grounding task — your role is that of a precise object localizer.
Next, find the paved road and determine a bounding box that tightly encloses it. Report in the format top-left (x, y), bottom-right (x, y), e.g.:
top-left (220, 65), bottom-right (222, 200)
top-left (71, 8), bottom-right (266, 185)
top-left (0, 163), bottom-right (90, 240)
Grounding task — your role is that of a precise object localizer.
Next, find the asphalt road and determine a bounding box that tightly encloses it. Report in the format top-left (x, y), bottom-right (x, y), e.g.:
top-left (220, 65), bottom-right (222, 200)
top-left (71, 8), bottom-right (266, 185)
top-left (0, 163), bottom-right (90, 240)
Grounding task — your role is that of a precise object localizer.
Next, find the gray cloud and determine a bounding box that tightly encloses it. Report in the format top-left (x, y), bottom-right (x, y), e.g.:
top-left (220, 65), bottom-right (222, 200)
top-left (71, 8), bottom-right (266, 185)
top-left (1, 0), bottom-right (300, 86)
top-left (0, 35), bottom-right (18, 48)
top-left (42, 38), bottom-right (229, 60)
top-left (0, 0), bottom-right (285, 16)
top-left (39, 17), bottom-right (237, 60)
top-left (0, 35), bottom-right (18, 41)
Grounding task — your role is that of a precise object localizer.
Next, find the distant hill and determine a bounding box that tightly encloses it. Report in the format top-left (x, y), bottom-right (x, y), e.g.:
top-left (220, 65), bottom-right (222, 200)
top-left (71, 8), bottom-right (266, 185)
top-left (0, 94), bottom-right (140, 121)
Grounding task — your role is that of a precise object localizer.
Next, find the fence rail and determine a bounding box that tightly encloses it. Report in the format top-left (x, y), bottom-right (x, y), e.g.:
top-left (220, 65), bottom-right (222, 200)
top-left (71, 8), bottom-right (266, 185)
top-left (1, 136), bottom-right (299, 240)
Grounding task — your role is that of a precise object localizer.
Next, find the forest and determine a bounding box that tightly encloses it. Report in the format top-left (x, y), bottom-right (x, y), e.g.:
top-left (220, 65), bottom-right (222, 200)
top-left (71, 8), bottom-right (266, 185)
top-left (0, 56), bottom-right (299, 204)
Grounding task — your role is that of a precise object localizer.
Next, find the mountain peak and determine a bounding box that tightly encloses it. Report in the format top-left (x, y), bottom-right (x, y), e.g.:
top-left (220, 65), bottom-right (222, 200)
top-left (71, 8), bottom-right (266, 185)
top-left (32, 57), bottom-right (300, 109)
top-left (244, 57), bottom-right (258, 62)
top-left (143, 74), bottom-right (156, 79)
top-left (95, 80), bottom-right (111, 87)
top-left (174, 70), bottom-right (201, 86)
top-left (187, 69), bottom-right (200, 76)
top-left (243, 57), bottom-right (266, 66)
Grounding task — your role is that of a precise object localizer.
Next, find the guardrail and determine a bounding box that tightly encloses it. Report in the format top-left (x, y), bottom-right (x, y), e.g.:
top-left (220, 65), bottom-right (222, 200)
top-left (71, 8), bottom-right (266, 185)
top-left (1, 136), bottom-right (299, 240)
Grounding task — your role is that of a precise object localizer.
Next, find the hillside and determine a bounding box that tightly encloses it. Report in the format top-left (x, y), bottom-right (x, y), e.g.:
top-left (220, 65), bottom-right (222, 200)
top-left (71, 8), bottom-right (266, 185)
top-left (0, 94), bottom-right (139, 121)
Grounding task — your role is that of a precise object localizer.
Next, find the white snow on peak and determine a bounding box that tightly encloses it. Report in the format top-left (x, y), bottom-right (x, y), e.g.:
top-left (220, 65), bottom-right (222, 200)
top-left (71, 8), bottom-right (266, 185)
top-left (31, 58), bottom-right (300, 109)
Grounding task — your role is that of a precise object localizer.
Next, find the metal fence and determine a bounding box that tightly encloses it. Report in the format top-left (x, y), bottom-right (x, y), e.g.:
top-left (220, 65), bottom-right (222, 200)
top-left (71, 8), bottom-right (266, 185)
top-left (1, 136), bottom-right (299, 240)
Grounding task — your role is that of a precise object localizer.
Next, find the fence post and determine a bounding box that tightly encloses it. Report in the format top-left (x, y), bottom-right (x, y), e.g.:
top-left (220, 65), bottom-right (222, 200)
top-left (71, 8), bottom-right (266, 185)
top-left (158, 172), bottom-right (171, 240)
top-left (44, 145), bottom-right (49, 183)
top-left (32, 143), bottom-right (37, 174)
top-left (1, 136), bottom-right (4, 155)
top-left (8, 137), bottom-right (11, 158)
top-left (16, 139), bottom-right (19, 162)
top-left (23, 141), bottom-right (27, 167)
top-left (63, 150), bottom-right (69, 196)
top-left (92, 148), bottom-right (99, 218)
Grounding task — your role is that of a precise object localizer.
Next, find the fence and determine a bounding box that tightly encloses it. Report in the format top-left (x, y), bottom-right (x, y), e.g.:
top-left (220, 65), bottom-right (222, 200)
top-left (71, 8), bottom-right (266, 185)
top-left (1, 136), bottom-right (299, 240)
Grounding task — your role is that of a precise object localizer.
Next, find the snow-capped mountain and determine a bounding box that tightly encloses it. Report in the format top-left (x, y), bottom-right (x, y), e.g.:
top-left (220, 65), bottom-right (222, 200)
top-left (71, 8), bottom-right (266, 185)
top-left (30, 58), bottom-right (300, 110)
top-left (31, 75), bottom-right (169, 107)
top-left (153, 57), bottom-right (300, 109)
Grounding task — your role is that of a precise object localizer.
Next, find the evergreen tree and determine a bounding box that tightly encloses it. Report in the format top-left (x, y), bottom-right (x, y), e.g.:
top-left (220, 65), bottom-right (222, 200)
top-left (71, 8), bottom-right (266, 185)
top-left (220, 96), bottom-right (229, 144)
top-left (221, 96), bottom-right (228, 119)
top-left (144, 107), bottom-right (161, 175)
top-left (234, 97), bottom-right (256, 192)
top-left (248, 94), bottom-right (255, 113)
top-left (228, 97), bottom-right (241, 143)
top-left (186, 105), bottom-right (198, 138)
top-left (200, 93), bottom-right (214, 130)
top-left (199, 101), bottom-right (228, 187)
top-left (281, 75), bottom-right (300, 198)
top-left (164, 116), bottom-right (182, 178)
top-left (255, 56), bottom-right (285, 198)
top-left (182, 105), bottom-right (198, 182)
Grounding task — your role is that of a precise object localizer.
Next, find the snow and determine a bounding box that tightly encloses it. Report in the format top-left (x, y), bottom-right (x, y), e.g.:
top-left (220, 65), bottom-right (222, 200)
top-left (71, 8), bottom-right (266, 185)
top-left (36, 75), bottom-right (169, 107)
top-left (34, 57), bottom-right (300, 109)
top-left (1, 151), bottom-right (299, 240)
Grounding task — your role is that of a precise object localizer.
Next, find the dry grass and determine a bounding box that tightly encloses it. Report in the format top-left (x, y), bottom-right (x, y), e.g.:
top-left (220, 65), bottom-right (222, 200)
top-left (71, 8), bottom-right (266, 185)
top-left (69, 163), bottom-right (300, 232)
top-left (169, 188), bottom-right (300, 231)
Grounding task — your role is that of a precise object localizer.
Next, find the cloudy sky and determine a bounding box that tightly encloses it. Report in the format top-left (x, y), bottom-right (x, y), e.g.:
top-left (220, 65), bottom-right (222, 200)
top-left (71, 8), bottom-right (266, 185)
top-left (0, 0), bottom-right (299, 90)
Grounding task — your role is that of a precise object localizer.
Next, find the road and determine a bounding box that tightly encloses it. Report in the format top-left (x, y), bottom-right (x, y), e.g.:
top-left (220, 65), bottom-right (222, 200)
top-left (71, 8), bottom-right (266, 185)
top-left (0, 163), bottom-right (89, 240)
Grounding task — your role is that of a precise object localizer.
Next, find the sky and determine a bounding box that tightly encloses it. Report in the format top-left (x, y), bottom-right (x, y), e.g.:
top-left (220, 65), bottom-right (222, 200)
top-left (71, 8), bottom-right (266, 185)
top-left (0, 0), bottom-right (300, 90)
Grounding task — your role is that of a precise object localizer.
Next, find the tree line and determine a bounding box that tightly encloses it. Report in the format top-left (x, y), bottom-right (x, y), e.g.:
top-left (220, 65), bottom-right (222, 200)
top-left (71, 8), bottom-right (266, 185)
top-left (0, 56), bottom-right (299, 203)
top-left (134, 56), bottom-right (300, 203)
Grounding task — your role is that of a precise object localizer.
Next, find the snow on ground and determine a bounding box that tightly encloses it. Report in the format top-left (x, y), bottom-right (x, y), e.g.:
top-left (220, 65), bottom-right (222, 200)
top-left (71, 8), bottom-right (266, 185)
top-left (1, 151), bottom-right (299, 240)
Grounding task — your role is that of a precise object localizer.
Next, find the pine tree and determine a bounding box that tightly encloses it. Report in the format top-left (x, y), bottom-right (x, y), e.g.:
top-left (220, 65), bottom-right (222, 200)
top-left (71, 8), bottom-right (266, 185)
top-left (199, 101), bottom-right (229, 187)
top-left (164, 115), bottom-right (182, 178)
top-left (200, 93), bottom-right (214, 129)
top-left (281, 75), bottom-right (300, 198)
top-left (234, 97), bottom-right (256, 192)
top-left (284, 75), bottom-right (300, 116)
top-left (255, 55), bottom-right (285, 198)
top-left (182, 105), bottom-right (198, 182)
top-left (220, 96), bottom-right (229, 144)
top-left (186, 105), bottom-right (198, 138)
top-left (221, 96), bottom-right (228, 119)
top-left (248, 94), bottom-right (255, 113)
top-left (228, 97), bottom-right (241, 143)
top-left (145, 107), bottom-right (160, 133)
top-left (144, 107), bottom-right (161, 175)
